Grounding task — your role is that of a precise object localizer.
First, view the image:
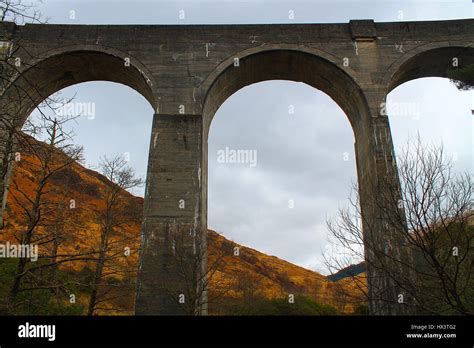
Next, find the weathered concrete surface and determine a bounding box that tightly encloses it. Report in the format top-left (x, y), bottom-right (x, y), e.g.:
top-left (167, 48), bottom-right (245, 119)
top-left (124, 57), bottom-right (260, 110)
top-left (1, 19), bottom-right (473, 315)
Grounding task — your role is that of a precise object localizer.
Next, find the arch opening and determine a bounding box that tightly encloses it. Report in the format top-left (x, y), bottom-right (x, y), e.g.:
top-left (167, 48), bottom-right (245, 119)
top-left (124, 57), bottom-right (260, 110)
top-left (26, 80), bottom-right (155, 195)
top-left (386, 45), bottom-right (473, 170)
top-left (208, 80), bottom-right (358, 268)
top-left (201, 49), bottom-right (373, 232)
top-left (387, 76), bottom-right (472, 170)
top-left (383, 52), bottom-right (473, 314)
top-left (203, 49), bottom-right (371, 315)
top-left (1, 79), bottom-right (154, 315)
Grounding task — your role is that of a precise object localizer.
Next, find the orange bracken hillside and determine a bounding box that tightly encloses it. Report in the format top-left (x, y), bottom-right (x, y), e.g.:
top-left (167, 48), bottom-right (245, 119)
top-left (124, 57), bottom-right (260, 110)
top-left (2, 134), bottom-right (366, 314)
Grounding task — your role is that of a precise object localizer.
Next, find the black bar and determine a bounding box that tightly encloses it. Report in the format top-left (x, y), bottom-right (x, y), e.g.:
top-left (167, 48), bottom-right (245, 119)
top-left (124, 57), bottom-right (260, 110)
top-left (0, 315), bottom-right (471, 346)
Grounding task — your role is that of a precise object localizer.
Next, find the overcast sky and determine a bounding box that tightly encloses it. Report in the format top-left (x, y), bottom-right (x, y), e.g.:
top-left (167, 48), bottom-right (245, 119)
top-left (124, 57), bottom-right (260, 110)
top-left (28, 0), bottom-right (473, 274)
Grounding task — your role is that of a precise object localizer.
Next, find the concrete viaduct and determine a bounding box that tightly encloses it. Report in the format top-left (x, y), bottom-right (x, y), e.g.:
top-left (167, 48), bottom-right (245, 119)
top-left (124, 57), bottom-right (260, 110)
top-left (0, 18), bottom-right (473, 315)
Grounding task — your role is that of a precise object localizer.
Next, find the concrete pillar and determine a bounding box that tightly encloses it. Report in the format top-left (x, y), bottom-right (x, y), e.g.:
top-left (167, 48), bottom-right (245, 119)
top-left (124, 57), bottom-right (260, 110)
top-left (135, 113), bottom-right (206, 315)
top-left (355, 96), bottom-right (416, 315)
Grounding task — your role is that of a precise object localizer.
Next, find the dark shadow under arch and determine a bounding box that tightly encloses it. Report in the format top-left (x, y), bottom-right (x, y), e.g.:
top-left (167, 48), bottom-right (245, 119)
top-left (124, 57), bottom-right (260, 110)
top-left (388, 46), bottom-right (474, 92)
top-left (202, 49), bottom-right (370, 135)
top-left (2, 49), bottom-right (157, 122)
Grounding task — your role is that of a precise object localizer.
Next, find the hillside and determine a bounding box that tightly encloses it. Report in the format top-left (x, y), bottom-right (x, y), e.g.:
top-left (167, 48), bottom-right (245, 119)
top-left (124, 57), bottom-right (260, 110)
top-left (0, 134), bottom-right (366, 315)
top-left (207, 231), bottom-right (366, 314)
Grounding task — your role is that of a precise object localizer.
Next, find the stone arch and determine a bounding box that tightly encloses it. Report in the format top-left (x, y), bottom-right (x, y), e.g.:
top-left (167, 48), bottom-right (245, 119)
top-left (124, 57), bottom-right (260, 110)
top-left (200, 47), bottom-right (373, 237)
top-left (384, 42), bottom-right (474, 92)
top-left (1, 46), bottom-right (158, 121)
top-left (0, 46), bottom-right (158, 226)
top-left (201, 47), bottom-right (367, 134)
top-left (380, 42), bottom-right (474, 182)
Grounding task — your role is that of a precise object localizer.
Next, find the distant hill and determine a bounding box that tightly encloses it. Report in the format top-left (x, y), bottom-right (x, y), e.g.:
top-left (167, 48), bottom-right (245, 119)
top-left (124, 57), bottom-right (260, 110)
top-left (327, 262), bottom-right (366, 282)
top-left (207, 230), bottom-right (366, 314)
top-left (1, 133), bottom-right (366, 314)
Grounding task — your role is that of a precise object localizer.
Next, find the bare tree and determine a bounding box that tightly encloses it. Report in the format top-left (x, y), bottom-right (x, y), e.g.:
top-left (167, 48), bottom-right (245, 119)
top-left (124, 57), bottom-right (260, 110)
top-left (87, 155), bottom-right (143, 316)
top-left (163, 223), bottom-right (233, 315)
top-left (0, 0), bottom-right (43, 24)
top-left (331, 282), bottom-right (349, 313)
top-left (40, 168), bottom-right (88, 304)
top-left (5, 115), bottom-right (83, 312)
top-left (324, 136), bottom-right (473, 315)
top-left (0, 0), bottom-right (69, 228)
